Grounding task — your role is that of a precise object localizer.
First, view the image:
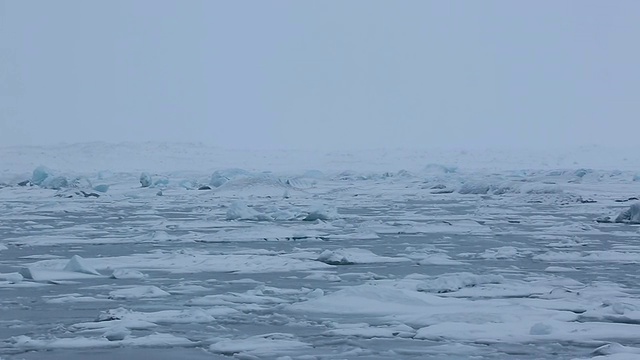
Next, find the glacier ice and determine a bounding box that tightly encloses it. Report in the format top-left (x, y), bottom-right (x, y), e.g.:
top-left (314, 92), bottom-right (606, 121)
top-left (153, 178), bottom-right (169, 188)
top-left (226, 201), bottom-right (273, 221)
top-left (210, 168), bottom-right (250, 188)
top-left (93, 184), bottom-right (109, 193)
top-left (139, 173), bottom-right (152, 187)
top-left (41, 175), bottom-right (69, 190)
top-left (31, 166), bottom-right (69, 189)
top-left (31, 166), bottom-right (52, 185)
top-left (303, 204), bottom-right (338, 221)
top-left (615, 203), bottom-right (640, 224)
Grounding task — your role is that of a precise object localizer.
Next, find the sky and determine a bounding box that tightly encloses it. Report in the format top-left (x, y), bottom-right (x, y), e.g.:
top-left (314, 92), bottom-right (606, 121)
top-left (0, 1), bottom-right (638, 150)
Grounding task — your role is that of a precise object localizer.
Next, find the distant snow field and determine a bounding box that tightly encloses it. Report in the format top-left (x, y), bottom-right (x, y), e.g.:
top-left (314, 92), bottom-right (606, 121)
top-left (1, 143), bottom-right (640, 359)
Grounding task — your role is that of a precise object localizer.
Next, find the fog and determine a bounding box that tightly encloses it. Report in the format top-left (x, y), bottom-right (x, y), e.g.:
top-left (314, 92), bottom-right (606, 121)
top-left (1, 1), bottom-right (638, 150)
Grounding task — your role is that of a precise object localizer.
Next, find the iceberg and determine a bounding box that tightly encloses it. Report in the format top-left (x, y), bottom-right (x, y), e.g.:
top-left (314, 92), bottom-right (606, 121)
top-left (615, 203), bottom-right (640, 224)
top-left (139, 173), bottom-right (152, 188)
top-left (226, 201), bottom-right (273, 221)
top-left (31, 166), bottom-right (52, 186)
top-left (30, 166), bottom-right (69, 189)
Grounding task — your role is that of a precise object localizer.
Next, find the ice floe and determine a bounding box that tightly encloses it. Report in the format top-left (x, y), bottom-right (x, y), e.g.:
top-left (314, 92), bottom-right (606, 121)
top-left (108, 286), bottom-right (171, 299)
top-left (615, 203), bottom-right (640, 224)
top-left (209, 333), bottom-right (310, 357)
top-left (317, 248), bottom-right (410, 265)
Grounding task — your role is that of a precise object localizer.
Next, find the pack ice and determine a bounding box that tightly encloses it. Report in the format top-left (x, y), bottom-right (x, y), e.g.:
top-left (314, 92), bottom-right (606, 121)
top-left (1, 143), bottom-right (640, 359)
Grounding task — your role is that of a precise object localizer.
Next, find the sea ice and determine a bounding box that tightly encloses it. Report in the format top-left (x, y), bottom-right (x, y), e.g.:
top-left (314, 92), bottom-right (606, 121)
top-left (317, 248), bottom-right (410, 265)
top-left (31, 166), bottom-right (52, 185)
top-left (324, 323), bottom-right (415, 338)
top-left (9, 333), bottom-right (193, 350)
top-left (0, 272), bottom-right (23, 283)
top-left (209, 333), bottom-right (310, 356)
top-left (19, 267), bottom-right (101, 281)
top-left (108, 286), bottom-right (171, 299)
top-left (93, 184), bottom-right (109, 193)
top-left (478, 246), bottom-right (524, 259)
top-left (209, 168), bottom-right (250, 187)
top-left (416, 272), bottom-right (505, 293)
top-left (103, 326), bottom-right (131, 341)
top-left (64, 255), bottom-right (101, 275)
top-left (96, 307), bottom-right (220, 325)
top-left (41, 175), bottom-right (69, 189)
top-left (303, 204), bottom-right (338, 221)
top-left (615, 203), bottom-right (640, 224)
top-left (226, 201), bottom-right (273, 221)
top-left (110, 269), bottom-right (146, 279)
top-left (139, 172), bottom-right (152, 187)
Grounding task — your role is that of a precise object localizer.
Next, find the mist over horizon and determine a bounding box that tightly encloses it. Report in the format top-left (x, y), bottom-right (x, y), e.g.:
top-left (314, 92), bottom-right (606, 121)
top-left (1, 1), bottom-right (638, 151)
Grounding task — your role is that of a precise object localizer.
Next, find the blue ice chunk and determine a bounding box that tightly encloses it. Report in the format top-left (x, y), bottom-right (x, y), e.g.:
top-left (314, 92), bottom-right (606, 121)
top-left (179, 180), bottom-right (197, 190)
top-left (93, 184), bottom-right (110, 193)
top-left (41, 176), bottom-right (68, 190)
top-left (140, 173), bottom-right (152, 188)
top-left (31, 166), bottom-right (52, 185)
top-left (209, 169), bottom-right (249, 188)
top-left (153, 178), bottom-right (169, 187)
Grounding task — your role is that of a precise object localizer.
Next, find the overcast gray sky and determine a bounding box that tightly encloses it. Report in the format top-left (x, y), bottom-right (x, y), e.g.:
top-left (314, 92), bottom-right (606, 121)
top-left (1, 1), bottom-right (638, 150)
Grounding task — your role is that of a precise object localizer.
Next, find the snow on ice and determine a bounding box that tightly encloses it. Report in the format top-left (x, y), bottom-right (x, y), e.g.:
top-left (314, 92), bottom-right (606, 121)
top-left (2, 143), bottom-right (640, 359)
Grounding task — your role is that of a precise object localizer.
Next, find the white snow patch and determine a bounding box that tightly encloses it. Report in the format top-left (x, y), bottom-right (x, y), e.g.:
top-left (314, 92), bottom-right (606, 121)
top-left (110, 269), bottom-right (146, 280)
top-left (64, 255), bottom-right (101, 275)
top-left (416, 272), bottom-right (505, 293)
top-left (209, 333), bottom-right (310, 356)
top-left (9, 333), bottom-right (193, 350)
top-left (226, 201), bottom-right (273, 221)
top-left (534, 251), bottom-right (640, 263)
top-left (108, 286), bottom-right (170, 299)
top-left (45, 294), bottom-right (110, 304)
top-left (19, 268), bottom-right (101, 282)
top-left (478, 246), bottom-right (525, 259)
top-left (324, 323), bottom-right (415, 338)
top-left (414, 253), bottom-right (467, 265)
top-left (317, 248), bottom-right (410, 265)
top-left (0, 272), bottom-right (23, 283)
top-left (303, 204), bottom-right (339, 221)
top-left (27, 250), bottom-right (333, 274)
top-left (103, 326), bottom-right (131, 341)
top-left (545, 266), bottom-right (578, 272)
top-left (615, 203), bottom-right (640, 224)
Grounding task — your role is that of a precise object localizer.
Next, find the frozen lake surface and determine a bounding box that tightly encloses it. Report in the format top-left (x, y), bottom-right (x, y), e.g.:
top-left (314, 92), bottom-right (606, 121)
top-left (1, 143), bottom-right (639, 359)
